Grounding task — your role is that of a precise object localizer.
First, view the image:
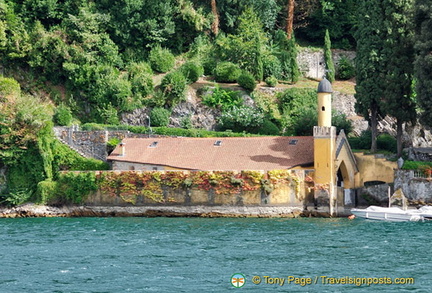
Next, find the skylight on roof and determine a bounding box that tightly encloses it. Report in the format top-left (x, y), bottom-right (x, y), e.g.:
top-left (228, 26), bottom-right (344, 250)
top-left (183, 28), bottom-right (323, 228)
top-left (289, 139), bottom-right (298, 145)
top-left (214, 140), bottom-right (222, 146)
top-left (149, 141), bottom-right (158, 148)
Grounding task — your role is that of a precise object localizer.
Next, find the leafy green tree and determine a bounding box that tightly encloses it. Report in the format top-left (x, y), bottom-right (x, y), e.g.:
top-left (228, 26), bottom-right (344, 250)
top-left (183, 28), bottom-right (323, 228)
top-left (0, 77), bottom-right (57, 197)
top-left (274, 30), bottom-right (300, 83)
top-left (127, 62), bottom-right (154, 99)
top-left (53, 104), bottom-right (73, 126)
top-left (215, 0), bottom-right (279, 35)
top-left (293, 109), bottom-right (353, 136)
top-left (0, 1), bottom-right (32, 60)
top-left (218, 105), bottom-right (264, 133)
top-left (179, 61), bottom-right (204, 83)
top-left (355, 0), bottom-right (386, 152)
top-left (160, 71), bottom-right (187, 107)
top-left (324, 29), bottom-right (335, 82)
top-left (28, 22), bottom-right (69, 82)
top-left (148, 45), bottom-right (175, 73)
top-left (237, 71), bottom-right (257, 92)
top-left (150, 107), bottom-right (171, 127)
top-left (95, 0), bottom-right (176, 56)
top-left (414, 0), bottom-right (432, 126)
top-left (296, 0), bottom-right (357, 49)
top-left (277, 88), bottom-right (316, 134)
top-left (214, 8), bottom-right (266, 80)
top-left (381, 0), bottom-right (416, 157)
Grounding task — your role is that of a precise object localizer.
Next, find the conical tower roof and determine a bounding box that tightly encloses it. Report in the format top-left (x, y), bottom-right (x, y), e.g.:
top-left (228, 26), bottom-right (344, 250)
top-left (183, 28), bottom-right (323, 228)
top-left (317, 78), bottom-right (333, 93)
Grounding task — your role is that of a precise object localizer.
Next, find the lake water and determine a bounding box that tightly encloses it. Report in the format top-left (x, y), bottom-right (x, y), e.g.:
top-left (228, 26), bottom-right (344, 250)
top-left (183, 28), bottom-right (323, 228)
top-left (0, 217), bottom-right (430, 292)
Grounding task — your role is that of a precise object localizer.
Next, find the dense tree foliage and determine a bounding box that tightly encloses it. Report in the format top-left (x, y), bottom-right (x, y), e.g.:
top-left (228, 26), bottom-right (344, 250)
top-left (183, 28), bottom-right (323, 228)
top-left (0, 0), bottom-right (430, 203)
top-left (381, 0), bottom-right (416, 157)
top-left (324, 29), bottom-right (335, 82)
top-left (414, 0), bottom-right (432, 126)
top-left (356, 0), bottom-right (417, 154)
top-left (355, 0), bottom-right (386, 152)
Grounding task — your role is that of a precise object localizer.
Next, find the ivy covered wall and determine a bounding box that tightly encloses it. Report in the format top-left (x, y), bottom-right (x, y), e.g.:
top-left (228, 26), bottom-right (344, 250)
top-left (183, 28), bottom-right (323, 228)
top-left (47, 170), bottom-right (312, 207)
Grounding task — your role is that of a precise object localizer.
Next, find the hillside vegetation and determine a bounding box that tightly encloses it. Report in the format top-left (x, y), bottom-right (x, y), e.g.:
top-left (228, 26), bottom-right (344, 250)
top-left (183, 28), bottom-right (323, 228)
top-left (1, 0), bottom-right (430, 203)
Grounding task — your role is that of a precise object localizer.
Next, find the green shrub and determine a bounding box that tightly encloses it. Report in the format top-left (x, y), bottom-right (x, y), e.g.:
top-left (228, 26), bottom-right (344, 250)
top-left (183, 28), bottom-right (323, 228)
top-left (352, 131), bottom-right (397, 153)
top-left (107, 137), bottom-right (121, 154)
top-left (277, 88), bottom-right (317, 133)
top-left (0, 77), bottom-right (21, 98)
top-left (402, 161), bottom-right (432, 170)
top-left (237, 72), bottom-right (257, 92)
top-left (160, 71), bottom-right (187, 107)
top-left (130, 73), bottom-right (153, 98)
top-left (332, 111), bottom-right (353, 135)
top-left (265, 76), bottom-right (278, 87)
top-left (292, 108), bottom-right (317, 136)
top-left (202, 57), bottom-right (217, 76)
top-left (213, 62), bottom-right (241, 82)
top-left (179, 61), bottom-right (204, 83)
top-left (348, 130), bottom-right (372, 150)
top-left (256, 119), bottom-right (280, 135)
top-left (81, 123), bottom-right (105, 131)
top-left (218, 106), bottom-right (264, 133)
top-left (98, 105), bottom-right (120, 125)
top-left (148, 46), bottom-right (175, 73)
top-left (336, 55), bottom-right (355, 80)
top-left (57, 172), bottom-right (98, 204)
top-left (150, 107), bottom-right (171, 127)
top-left (127, 61), bottom-right (153, 76)
top-left (53, 141), bottom-right (109, 171)
top-left (37, 180), bottom-right (58, 204)
top-left (377, 134), bottom-right (397, 153)
top-left (202, 85), bottom-right (243, 111)
top-left (262, 54), bottom-right (282, 80)
top-left (54, 104), bottom-right (73, 126)
top-left (0, 188), bottom-right (32, 207)
top-left (180, 115), bottom-right (193, 129)
top-left (77, 123), bottom-right (259, 138)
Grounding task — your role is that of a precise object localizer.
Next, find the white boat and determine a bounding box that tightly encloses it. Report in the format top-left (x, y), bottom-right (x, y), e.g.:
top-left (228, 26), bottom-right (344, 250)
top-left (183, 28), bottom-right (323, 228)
top-left (350, 206), bottom-right (427, 222)
top-left (350, 188), bottom-right (432, 222)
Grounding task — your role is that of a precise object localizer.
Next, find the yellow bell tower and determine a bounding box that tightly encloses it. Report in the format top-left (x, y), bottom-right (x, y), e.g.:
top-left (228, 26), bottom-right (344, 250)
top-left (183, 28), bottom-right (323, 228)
top-left (314, 78), bottom-right (337, 216)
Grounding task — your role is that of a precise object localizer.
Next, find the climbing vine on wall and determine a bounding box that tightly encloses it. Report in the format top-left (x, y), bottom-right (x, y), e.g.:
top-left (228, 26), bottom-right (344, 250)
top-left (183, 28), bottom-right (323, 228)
top-left (93, 169), bottom-right (303, 204)
top-left (268, 169), bottom-right (301, 195)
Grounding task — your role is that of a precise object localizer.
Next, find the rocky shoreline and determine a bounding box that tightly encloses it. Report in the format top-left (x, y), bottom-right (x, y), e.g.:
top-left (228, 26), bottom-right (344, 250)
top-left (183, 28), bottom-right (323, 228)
top-left (0, 204), bottom-right (336, 218)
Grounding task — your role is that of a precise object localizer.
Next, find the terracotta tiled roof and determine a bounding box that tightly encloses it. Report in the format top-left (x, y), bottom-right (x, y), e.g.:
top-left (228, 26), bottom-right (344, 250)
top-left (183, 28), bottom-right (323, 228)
top-left (107, 136), bottom-right (314, 171)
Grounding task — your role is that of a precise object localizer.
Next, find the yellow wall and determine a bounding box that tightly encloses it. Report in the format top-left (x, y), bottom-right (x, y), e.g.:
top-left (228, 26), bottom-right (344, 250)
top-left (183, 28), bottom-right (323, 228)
top-left (313, 126), bottom-right (336, 185)
top-left (354, 153), bottom-right (397, 185)
top-left (317, 92), bottom-right (332, 127)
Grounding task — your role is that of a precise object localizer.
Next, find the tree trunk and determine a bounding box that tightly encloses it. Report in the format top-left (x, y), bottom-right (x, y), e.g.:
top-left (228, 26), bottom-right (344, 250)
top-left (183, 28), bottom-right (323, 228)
top-left (370, 102), bottom-right (378, 153)
top-left (286, 0), bottom-right (295, 39)
top-left (211, 0), bottom-right (219, 36)
top-left (396, 118), bottom-right (403, 158)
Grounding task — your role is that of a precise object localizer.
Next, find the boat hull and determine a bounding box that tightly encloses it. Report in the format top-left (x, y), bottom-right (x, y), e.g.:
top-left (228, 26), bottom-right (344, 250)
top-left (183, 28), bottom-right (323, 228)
top-left (351, 206), bottom-right (425, 222)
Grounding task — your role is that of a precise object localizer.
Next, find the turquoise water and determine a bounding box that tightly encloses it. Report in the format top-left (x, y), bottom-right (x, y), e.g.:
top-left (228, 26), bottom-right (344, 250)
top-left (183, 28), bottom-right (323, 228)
top-left (0, 217), bottom-right (430, 292)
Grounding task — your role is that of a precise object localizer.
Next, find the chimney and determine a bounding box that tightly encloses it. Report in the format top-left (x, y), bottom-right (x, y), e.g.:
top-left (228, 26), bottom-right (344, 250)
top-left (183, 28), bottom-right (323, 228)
top-left (119, 142), bottom-right (126, 156)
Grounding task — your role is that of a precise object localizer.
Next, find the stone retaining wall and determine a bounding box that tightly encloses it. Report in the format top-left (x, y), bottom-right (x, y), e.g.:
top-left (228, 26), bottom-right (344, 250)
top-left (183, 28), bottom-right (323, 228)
top-left (394, 170), bottom-right (432, 204)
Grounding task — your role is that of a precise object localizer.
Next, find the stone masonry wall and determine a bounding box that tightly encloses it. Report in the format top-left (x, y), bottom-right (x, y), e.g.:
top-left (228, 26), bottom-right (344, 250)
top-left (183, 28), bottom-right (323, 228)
top-left (394, 170), bottom-right (432, 204)
top-left (54, 126), bottom-right (169, 162)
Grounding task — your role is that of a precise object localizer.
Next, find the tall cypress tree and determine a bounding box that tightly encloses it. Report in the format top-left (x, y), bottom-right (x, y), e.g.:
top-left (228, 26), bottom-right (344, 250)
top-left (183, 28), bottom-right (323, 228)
top-left (354, 0), bottom-right (386, 152)
top-left (414, 0), bottom-right (432, 126)
top-left (381, 0), bottom-right (416, 157)
top-left (324, 29), bottom-right (335, 83)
